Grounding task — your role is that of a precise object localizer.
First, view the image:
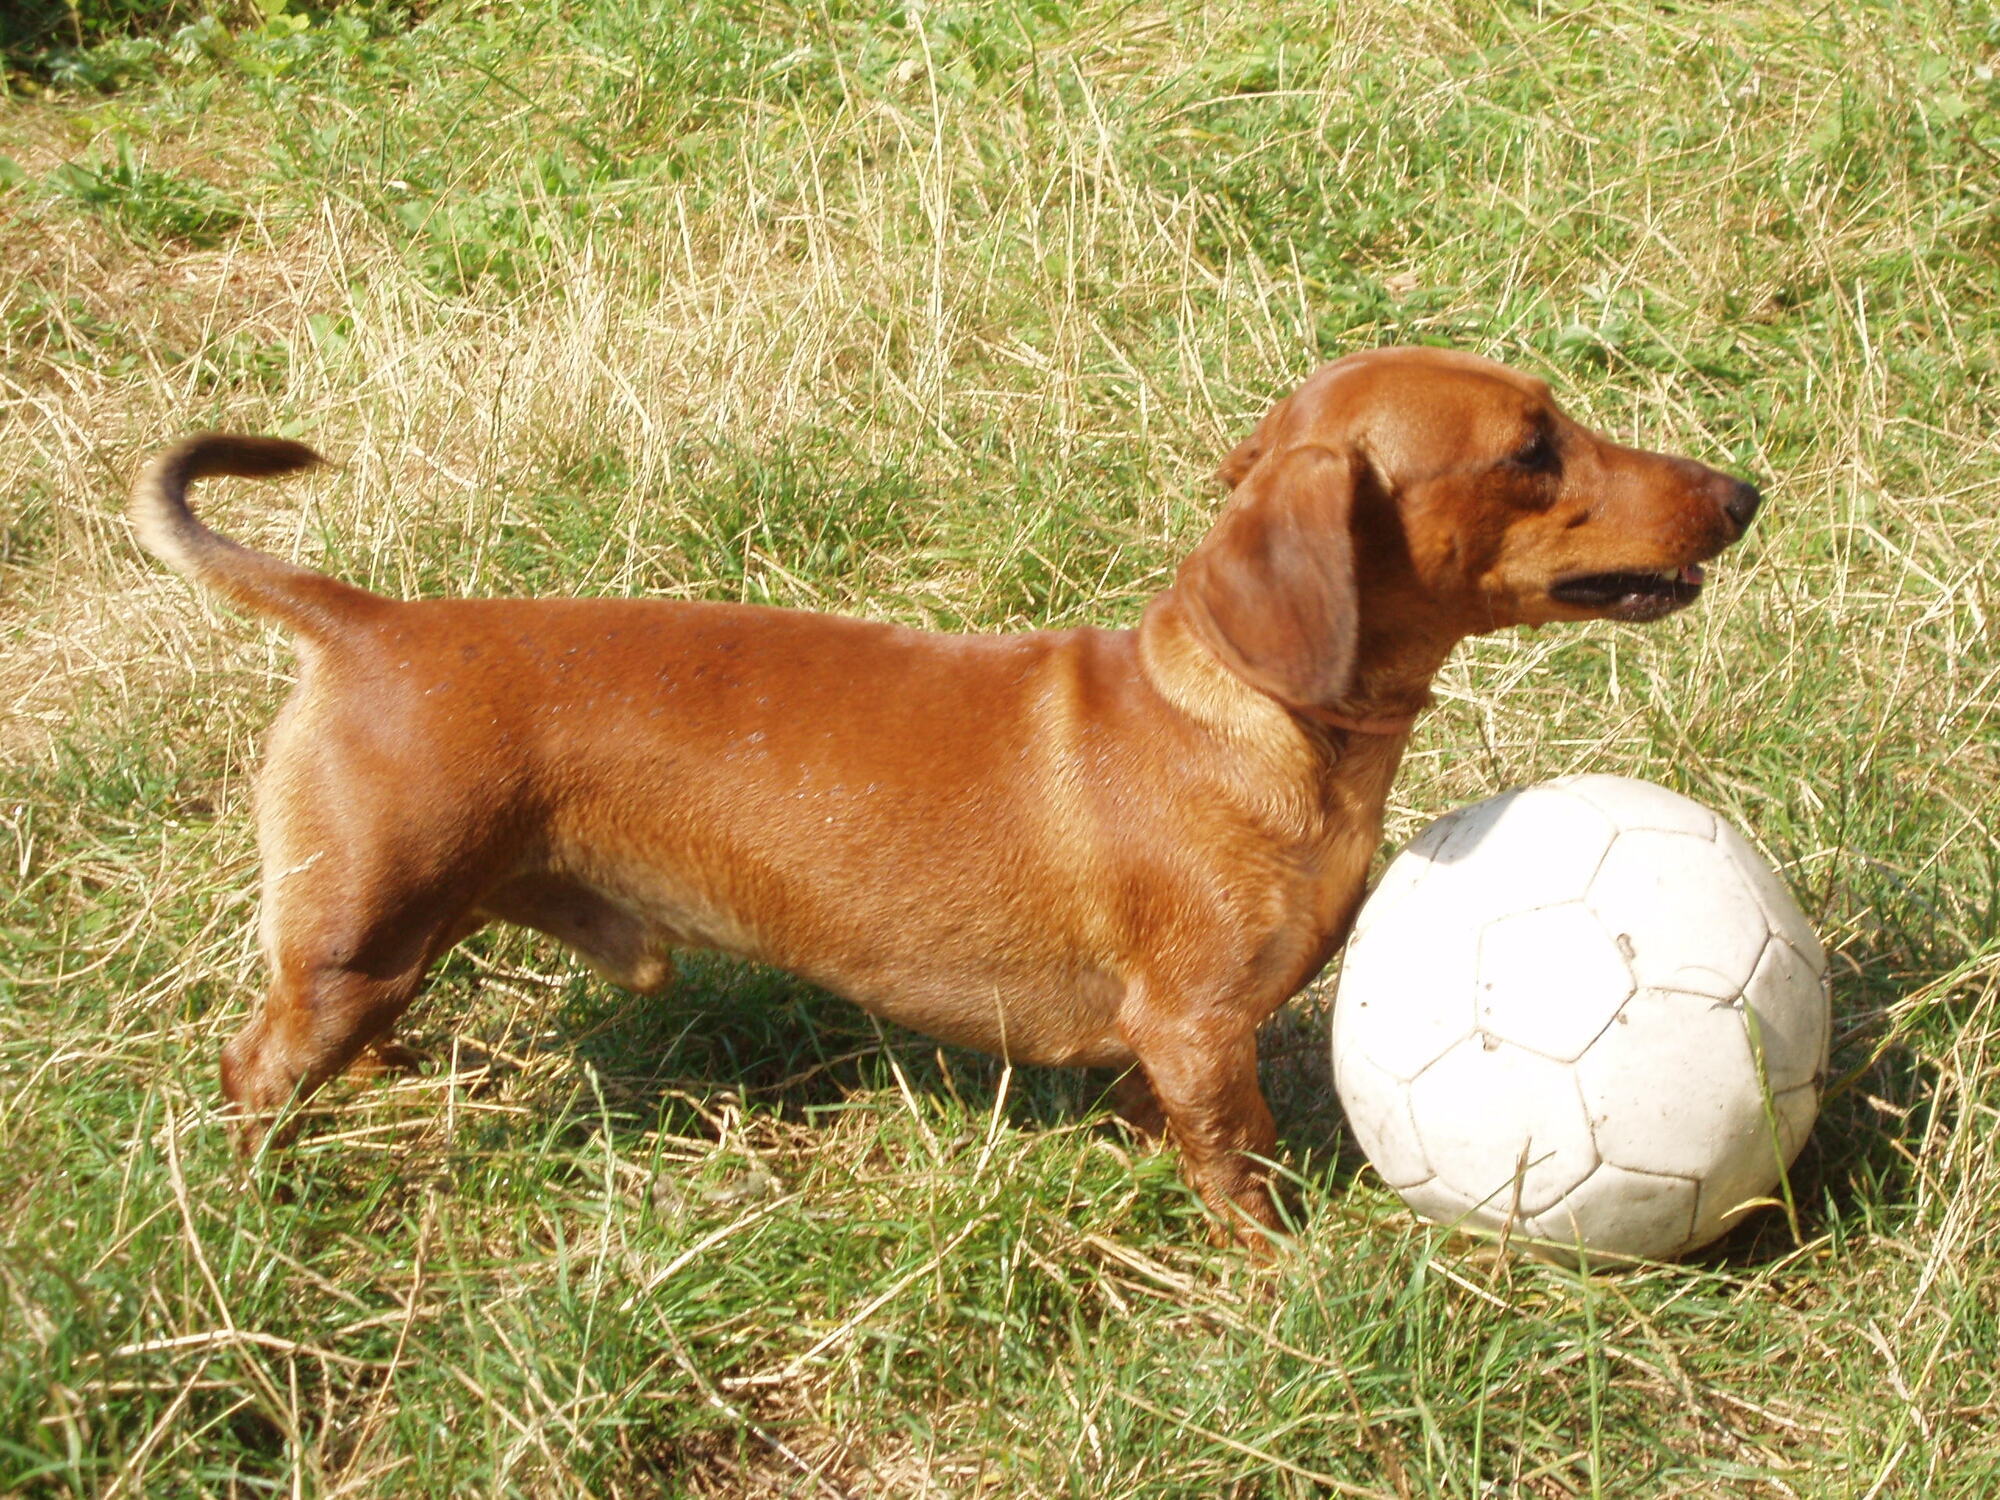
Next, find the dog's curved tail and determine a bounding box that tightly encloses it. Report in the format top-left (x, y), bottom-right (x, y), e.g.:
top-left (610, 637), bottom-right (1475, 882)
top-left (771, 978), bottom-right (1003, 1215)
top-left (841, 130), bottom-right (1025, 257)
top-left (131, 434), bottom-right (385, 638)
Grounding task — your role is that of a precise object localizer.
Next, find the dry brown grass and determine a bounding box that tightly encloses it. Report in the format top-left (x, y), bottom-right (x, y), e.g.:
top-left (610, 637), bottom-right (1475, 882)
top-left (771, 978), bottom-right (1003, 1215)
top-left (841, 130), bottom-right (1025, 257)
top-left (3, 0), bottom-right (1998, 1493)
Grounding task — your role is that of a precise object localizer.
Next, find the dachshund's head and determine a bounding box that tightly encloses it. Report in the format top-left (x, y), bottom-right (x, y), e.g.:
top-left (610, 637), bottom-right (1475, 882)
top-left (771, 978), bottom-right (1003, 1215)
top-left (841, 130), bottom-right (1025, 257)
top-left (1177, 346), bottom-right (1759, 713)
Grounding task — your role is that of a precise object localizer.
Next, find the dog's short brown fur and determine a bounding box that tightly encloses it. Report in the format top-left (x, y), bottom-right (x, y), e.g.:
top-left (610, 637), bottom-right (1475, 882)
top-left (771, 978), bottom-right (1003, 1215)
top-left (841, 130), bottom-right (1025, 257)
top-left (132, 346), bottom-right (1759, 1240)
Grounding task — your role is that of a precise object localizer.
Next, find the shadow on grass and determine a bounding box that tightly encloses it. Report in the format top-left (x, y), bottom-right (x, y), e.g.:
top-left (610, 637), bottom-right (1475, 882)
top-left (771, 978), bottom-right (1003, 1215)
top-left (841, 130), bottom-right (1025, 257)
top-left (326, 909), bottom-right (1974, 1276)
top-left (503, 948), bottom-right (1364, 1174)
top-left (403, 943), bottom-right (1129, 1155)
top-left (336, 939), bottom-right (1351, 1249)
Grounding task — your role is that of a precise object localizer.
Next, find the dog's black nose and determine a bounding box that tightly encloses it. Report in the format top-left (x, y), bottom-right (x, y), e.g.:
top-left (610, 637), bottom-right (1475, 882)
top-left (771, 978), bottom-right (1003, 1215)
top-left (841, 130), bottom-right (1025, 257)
top-left (1723, 480), bottom-right (1762, 532)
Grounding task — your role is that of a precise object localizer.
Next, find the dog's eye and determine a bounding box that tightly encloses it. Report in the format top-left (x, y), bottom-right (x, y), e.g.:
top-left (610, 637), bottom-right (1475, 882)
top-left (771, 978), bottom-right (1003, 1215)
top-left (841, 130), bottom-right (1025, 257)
top-left (1508, 430), bottom-right (1557, 472)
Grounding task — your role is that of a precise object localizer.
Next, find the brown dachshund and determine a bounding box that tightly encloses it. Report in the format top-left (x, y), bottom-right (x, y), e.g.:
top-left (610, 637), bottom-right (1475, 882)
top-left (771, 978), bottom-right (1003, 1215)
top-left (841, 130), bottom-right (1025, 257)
top-left (131, 346), bottom-right (1758, 1240)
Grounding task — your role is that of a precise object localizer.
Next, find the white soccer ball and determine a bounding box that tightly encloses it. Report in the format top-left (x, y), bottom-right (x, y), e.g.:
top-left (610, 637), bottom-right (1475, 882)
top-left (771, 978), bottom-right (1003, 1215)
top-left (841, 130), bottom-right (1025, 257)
top-left (1331, 774), bottom-right (1830, 1263)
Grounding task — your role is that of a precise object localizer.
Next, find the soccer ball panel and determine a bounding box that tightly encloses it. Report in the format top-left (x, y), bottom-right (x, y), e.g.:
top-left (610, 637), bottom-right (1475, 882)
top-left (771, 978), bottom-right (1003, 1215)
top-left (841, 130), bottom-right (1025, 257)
top-left (1688, 1080), bottom-right (1818, 1251)
top-left (1526, 1161), bottom-right (1699, 1262)
top-left (1476, 903), bottom-right (1634, 1062)
top-left (1557, 774), bottom-right (1717, 839)
top-left (1331, 1045), bottom-right (1434, 1189)
top-left (1398, 1177), bottom-right (1477, 1229)
top-left (1412, 789), bottom-right (1515, 864)
top-left (1575, 989), bottom-right (1763, 1180)
top-left (1587, 830), bottom-right (1769, 1000)
top-left (1333, 912), bottom-right (1479, 1082)
top-left (1743, 936), bottom-right (1831, 1093)
top-left (1408, 1039), bottom-right (1598, 1218)
top-left (1421, 784), bottom-right (1619, 915)
top-left (1350, 845), bottom-right (1434, 942)
top-left (1713, 816), bottom-right (1828, 971)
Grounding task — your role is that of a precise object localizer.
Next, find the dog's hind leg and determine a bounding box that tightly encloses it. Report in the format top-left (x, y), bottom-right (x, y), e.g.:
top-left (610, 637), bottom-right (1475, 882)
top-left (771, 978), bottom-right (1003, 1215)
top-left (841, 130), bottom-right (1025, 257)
top-left (222, 954), bottom-right (434, 1157)
top-left (221, 727), bottom-right (507, 1155)
top-left (220, 839), bottom-right (490, 1157)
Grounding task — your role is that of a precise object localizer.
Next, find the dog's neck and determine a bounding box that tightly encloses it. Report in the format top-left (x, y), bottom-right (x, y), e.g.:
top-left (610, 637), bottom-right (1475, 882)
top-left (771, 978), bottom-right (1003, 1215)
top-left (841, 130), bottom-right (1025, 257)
top-left (1326, 618), bottom-right (1460, 734)
top-left (1138, 593), bottom-right (1444, 743)
top-left (1291, 698), bottom-right (1428, 737)
top-left (1136, 594), bottom-right (1422, 875)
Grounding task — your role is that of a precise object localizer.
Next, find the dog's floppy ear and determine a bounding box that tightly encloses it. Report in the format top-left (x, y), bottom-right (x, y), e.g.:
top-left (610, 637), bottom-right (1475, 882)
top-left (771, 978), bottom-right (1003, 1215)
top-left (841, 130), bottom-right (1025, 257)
top-left (1176, 444), bottom-right (1359, 709)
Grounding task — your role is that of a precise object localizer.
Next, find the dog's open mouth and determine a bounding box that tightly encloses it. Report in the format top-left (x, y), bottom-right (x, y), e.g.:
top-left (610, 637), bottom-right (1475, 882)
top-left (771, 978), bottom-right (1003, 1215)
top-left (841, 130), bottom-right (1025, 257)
top-left (1550, 564), bottom-right (1705, 622)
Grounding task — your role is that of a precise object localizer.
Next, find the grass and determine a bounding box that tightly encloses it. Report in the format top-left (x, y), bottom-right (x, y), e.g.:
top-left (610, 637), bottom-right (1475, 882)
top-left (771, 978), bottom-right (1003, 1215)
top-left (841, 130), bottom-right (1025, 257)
top-left (2, 0), bottom-right (1997, 1492)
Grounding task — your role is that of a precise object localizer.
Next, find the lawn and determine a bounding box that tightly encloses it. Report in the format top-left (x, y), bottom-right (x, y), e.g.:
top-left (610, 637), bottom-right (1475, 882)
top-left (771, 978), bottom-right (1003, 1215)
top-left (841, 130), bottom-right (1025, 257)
top-left (1, 1), bottom-right (1996, 1494)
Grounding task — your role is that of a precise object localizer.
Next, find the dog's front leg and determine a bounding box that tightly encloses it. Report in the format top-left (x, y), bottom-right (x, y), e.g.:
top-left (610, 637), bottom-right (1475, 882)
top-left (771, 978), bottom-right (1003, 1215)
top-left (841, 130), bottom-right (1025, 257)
top-left (1119, 1000), bottom-right (1284, 1245)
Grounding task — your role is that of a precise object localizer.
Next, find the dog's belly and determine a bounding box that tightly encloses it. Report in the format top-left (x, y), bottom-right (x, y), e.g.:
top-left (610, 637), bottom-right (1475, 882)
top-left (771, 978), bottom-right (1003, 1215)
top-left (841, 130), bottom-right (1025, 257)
top-left (761, 943), bottom-right (1137, 1070)
top-left (537, 833), bottom-right (1139, 1069)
